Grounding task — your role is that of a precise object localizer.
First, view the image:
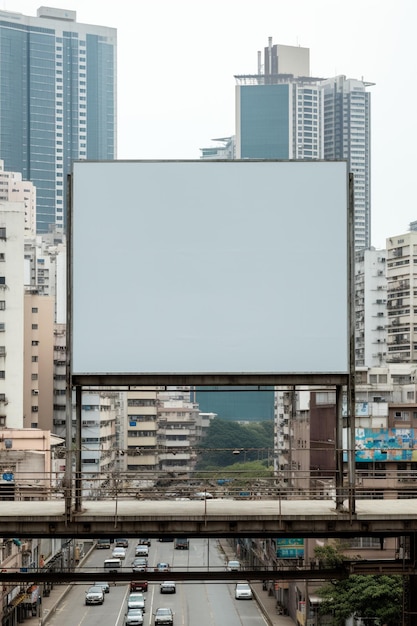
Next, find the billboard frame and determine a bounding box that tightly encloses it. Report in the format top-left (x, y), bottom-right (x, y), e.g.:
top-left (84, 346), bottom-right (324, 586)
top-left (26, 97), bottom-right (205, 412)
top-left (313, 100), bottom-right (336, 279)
top-left (67, 159), bottom-right (353, 389)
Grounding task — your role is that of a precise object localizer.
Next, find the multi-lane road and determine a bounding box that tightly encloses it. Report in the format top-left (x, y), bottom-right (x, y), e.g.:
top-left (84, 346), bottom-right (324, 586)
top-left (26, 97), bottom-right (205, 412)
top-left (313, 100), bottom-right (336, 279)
top-left (46, 538), bottom-right (268, 625)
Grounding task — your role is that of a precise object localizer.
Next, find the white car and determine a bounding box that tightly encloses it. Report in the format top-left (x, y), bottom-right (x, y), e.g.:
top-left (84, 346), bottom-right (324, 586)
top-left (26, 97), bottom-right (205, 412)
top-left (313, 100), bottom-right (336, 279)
top-left (112, 546), bottom-right (126, 560)
top-left (160, 581), bottom-right (176, 594)
top-left (235, 582), bottom-right (252, 600)
top-left (127, 592), bottom-right (146, 612)
top-left (226, 560), bottom-right (240, 572)
top-left (135, 545), bottom-right (149, 557)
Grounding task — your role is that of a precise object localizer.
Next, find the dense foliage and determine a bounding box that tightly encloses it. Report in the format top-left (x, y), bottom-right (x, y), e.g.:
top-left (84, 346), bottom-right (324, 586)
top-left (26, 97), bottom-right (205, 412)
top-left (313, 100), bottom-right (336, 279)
top-left (195, 417), bottom-right (274, 469)
top-left (315, 544), bottom-right (403, 626)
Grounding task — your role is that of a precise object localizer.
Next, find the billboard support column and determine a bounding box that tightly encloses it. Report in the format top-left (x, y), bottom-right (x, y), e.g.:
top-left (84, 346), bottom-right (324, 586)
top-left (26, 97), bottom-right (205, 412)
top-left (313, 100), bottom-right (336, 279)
top-left (75, 386), bottom-right (82, 512)
top-left (65, 174), bottom-right (73, 520)
top-left (335, 384), bottom-right (344, 510)
top-left (348, 173), bottom-right (356, 515)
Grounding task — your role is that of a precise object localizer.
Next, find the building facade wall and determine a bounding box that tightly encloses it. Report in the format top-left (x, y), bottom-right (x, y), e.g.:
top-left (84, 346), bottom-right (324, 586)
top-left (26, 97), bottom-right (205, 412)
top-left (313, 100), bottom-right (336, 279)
top-left (0, 203), bottom-right (24, 428)
top-left (23, 294), bottom-right (54, 430)
top-left (386, 230), bottom-right (417, 362)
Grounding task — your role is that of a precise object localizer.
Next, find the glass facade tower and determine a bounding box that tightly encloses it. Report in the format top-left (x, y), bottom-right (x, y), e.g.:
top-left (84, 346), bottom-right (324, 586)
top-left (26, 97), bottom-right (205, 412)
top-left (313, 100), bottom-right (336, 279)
top-left (234, 39), bottom-right (373, 251)
top-left (0, 7), bottom-right (116, 233)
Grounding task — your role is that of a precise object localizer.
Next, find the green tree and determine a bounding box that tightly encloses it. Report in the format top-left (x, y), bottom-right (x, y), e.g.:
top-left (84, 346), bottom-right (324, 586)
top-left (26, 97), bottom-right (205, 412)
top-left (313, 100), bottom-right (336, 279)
top-left (317, 574), bottom-right (403, 626)
top-left (195, 417), bottom-right (274, 469)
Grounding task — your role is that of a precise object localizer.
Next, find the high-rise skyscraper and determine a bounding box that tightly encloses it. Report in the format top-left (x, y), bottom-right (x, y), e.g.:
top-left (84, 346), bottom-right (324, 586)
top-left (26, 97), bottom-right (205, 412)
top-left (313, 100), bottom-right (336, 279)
top-left (0, 6), bottom-right (117, 234)
top-left (233, 38), bottom-right (373, 250)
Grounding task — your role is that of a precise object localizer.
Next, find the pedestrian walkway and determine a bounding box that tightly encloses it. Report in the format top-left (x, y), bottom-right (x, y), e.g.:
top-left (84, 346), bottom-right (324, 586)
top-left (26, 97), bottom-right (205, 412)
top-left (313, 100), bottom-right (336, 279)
top-left (21, 545), bottom-right (95, 625)
top-left (24, 582), bottom-right (71, 625)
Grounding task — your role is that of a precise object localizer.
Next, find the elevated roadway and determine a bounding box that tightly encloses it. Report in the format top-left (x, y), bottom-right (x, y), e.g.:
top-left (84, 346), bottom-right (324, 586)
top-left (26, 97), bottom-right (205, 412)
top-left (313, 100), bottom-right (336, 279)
top-left (1, 497), bottom-right (417, 539)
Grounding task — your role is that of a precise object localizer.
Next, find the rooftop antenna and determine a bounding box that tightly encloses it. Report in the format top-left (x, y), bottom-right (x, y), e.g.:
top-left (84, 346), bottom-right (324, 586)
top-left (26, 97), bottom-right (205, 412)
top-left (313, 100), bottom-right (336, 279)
top-left (268, 36), bottom-right (273, 76)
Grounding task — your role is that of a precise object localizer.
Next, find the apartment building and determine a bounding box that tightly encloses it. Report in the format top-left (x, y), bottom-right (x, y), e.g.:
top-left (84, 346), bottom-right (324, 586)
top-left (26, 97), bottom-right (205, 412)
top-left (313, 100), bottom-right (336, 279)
top-left (23, 294), bottom-right (54, 430)
top-left (79, 393), bottom-right (118, 499)
top-left (124, 388), bottom-right (159, 474)
top-left (355, 247), bottom-right (387, 367)
top-left (157, 389), bottom-right (200, 474)
top-left (0, 160), bottom-right (36, 235)
top-left (386, 229), bottom-right (417, 362)
top-left (0, 202), bottom-right (25, 429)
top-left (52, 324), bottom-right (66, 439)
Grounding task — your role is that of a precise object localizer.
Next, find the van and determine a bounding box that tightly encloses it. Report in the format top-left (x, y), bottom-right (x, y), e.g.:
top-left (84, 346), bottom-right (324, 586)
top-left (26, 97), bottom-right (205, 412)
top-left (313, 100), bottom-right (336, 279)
top-left (104, 558), bottom-right (122, 573)
top-left (96, 538), bottom-right (111, 549)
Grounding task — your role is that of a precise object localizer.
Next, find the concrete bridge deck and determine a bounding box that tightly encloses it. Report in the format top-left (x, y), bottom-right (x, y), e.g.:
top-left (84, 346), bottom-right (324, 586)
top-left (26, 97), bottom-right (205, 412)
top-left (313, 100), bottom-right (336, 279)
top-left (1, 497), bottom-right (417, 538)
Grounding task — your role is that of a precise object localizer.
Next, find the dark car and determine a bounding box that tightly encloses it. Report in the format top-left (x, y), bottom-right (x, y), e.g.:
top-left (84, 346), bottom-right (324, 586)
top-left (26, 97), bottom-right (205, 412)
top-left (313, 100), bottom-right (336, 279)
top-left (94, 581), bottom-right (110, 594)
top-left (137, 538), bottom-right (151, 546)
top-left (174, 538), bottom-right (189, 550)
top-left (115, 538), bottom-right (129, 548)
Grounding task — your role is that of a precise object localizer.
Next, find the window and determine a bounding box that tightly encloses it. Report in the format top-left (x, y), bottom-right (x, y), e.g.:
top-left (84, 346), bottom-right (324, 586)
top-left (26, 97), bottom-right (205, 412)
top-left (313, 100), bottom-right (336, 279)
top-left (32, 324), bottom-right (38, 330)
top-left (32, 308), bottom-right (38, 314)
top-left (0, 228), bottom-right (6, 240)
top-left (315, 392), bottom-right (336, 405)
top-left (349, 537), bottom-right (381, 549)
top-left (31, 356), bottom-right (38, 363)
top-left (0, 277), bottom-right (5, 285)
top-left (0, 371), bottom-right (5, 379)
top-left (127, 399), bottom-right (156, 407)
top-left (31, 374), bottom-right (38, 381)
top-left (0, 301), bottom-right (5, 310)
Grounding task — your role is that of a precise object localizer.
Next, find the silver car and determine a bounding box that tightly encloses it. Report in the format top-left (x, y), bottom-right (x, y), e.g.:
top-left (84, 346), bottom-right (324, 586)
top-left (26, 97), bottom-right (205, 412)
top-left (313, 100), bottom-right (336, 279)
top-left (160, 581), bottom-right (176, 594)
top-left (125, 608), bottom-right (144, 625)
top-left (127, 592), bottom-right (146, 612)
top-left (85, 585), bottom-right (105, 605)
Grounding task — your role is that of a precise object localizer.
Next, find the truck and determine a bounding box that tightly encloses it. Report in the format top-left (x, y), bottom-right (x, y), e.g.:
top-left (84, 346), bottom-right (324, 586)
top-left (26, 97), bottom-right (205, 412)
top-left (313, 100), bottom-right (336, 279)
top-left (174, 538), bottom-right (189, 550)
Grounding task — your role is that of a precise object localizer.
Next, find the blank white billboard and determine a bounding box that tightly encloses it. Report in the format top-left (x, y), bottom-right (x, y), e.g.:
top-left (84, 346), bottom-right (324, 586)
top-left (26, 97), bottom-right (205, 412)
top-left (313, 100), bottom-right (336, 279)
top-left (70, 160), bottom-right (349, 377)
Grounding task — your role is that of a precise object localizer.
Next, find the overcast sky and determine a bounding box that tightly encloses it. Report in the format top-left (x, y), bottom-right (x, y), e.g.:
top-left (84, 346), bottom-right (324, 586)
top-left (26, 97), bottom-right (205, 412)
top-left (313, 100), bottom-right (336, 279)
top-left (4, 0), bottom-right (416, 248)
